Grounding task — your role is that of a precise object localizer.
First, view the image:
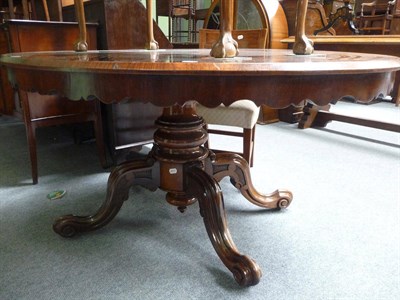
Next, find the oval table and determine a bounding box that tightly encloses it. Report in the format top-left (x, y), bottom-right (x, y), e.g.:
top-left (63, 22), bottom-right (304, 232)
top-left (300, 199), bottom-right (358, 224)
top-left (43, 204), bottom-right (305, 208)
top-left (2, 48), bottom-right (400, 287)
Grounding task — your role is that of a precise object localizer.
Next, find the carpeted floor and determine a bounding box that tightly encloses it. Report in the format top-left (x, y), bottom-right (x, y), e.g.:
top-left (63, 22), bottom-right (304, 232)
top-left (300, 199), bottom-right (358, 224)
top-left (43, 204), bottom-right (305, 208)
top-left (0, 101), bottom-right (399, 300)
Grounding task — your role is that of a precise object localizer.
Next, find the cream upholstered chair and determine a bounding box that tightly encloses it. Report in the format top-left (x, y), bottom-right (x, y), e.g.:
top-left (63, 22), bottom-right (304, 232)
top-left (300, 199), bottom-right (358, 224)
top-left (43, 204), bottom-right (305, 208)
top-left (197, 99), bottom-right (260, 167)
top-left (197, 29), bottom-right (268, 167)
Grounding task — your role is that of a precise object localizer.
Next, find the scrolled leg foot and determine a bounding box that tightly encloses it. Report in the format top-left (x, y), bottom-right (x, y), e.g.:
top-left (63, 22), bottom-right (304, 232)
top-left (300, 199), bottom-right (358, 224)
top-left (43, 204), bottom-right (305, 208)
top-left (212, 153), bottom-right (293, 209)
top-left (53, 216), bottom-right (79, 237)
top-left (187, 167), bottom-right (262, 286)
top-left (53, 159), bottom-right (159, 237)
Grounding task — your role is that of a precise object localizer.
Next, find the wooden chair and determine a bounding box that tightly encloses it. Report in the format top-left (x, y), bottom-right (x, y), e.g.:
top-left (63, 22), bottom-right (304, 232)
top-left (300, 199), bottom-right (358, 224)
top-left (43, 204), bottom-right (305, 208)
top-left (1, 20), bottom-right (106, 184)
top-left (1, 0), bottom-right (62, 21)
top-left (196, 29), bottom-right (268, 167)
top-left (356, 0), bottom-right (397, 34)
top-left (170, 0), bottom-right (194, 42)
top-left (157, 0), bottom-right (212, 43)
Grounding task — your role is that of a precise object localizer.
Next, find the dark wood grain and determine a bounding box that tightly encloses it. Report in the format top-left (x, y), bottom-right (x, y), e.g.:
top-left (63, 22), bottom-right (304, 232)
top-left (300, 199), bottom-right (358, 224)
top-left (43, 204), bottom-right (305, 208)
top-left (2, 49), bottom-right (399, 108)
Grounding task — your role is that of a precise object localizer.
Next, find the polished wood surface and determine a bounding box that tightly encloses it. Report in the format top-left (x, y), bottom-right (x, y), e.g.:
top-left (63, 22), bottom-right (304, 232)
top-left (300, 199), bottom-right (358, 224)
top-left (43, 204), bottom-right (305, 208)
top-left (2, 49), bottom-right (399, 107)
top-left (281, 34), bottom-right (400, 44)
top-left (281, 34), bottom-right (400, 104)
top-left (2, 48), bottom-right (399, 286)
top-left (282, 35), bottom-right (400, 130)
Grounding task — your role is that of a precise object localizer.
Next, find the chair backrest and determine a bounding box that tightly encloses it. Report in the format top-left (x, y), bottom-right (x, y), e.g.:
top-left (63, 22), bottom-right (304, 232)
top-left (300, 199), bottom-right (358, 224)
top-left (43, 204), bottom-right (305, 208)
top-left (360, 0), bottom-right (397, 16)
top-left (199, 28), bottom-right (268, 49)
top-left (357, 0), bottom-right (396, 34)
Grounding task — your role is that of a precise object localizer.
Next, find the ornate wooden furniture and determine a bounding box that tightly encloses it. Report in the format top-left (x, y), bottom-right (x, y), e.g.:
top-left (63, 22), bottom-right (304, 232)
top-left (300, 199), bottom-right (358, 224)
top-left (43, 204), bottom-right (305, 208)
top-left (313, 0), bottom-right (359, 35)
top-left (307, 0), bottom-right (337, 35)
top-left (155, 0), bottom-right (212, 43)
top-left (281, 34), bottom-right (400, 105)
top-left (2, 49), bottom-right (399, 286)
top-left (197, 28), bottom-right (268, 167)
top-left (299, 100), bottom-right (400, 131)
top-left (393, 0), bottom-right (400, 33)
top-left (2, 0), bottom-right (399, 287)
top-left (203, 0), bottom-right (288, 50)
top-left (197, 99), bottom-right (260, 167)
top-left (171, 0), bottom-right (195, 42)
top-left (280, 0), bottom-right (356, 36)
top-left (62, 0), bottom-right (171, 51)
top-left (62, 0), bottom-right (168, 165)
top-left (0, 19), bottom-right (106, 184)
top-left (356, 0), bottom-right (397, 34)
top-left (281, 34), bottom-right (400, 130)
top-left (1, 0), bottom-right (32, 19)
top-left (202, 0), bottom-right (289, 122)
top-left (0, 0), bottom-right (62, 21)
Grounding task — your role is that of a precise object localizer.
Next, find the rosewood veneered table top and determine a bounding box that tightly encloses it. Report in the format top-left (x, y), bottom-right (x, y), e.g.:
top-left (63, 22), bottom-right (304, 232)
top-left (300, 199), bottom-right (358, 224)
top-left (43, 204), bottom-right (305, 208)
top-left (2, 48), bottom-right (400, 108)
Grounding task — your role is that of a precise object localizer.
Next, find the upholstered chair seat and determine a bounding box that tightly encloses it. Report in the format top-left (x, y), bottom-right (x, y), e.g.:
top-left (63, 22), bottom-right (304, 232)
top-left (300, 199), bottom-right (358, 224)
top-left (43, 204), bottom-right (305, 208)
top-left (197, 100), bottom-right (260, 166)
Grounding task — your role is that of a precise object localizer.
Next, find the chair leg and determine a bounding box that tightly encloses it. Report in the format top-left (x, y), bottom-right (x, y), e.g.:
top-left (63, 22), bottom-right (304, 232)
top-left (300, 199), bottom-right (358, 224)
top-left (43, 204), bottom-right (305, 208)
top-left (19, 91), bottom-right (38, 184)
top-left (7, 0), bottom-right (15, 18)
top-left (22, 0), bottom-right (29, 19)
top-left (243, 127), bottom-right (255, 167)
top-left (382, 19), bottom-right (387, 35)
top-left (26, 123), bottom-right (38, 184)
top-left (250, 125), bottom-right (256, 167)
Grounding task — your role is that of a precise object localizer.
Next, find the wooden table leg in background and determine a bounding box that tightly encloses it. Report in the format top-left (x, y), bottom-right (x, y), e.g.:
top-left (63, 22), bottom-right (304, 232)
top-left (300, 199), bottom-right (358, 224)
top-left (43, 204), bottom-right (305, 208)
top-left (298, 101), bottom-right (400, 132)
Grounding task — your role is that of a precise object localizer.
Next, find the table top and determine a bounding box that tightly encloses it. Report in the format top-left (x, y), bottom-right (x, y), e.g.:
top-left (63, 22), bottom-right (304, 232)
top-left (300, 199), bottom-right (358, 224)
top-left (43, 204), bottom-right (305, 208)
top-left (281, 35), bottom-right (400, 45)
top-left (2, 49), bottom-right (400, 108)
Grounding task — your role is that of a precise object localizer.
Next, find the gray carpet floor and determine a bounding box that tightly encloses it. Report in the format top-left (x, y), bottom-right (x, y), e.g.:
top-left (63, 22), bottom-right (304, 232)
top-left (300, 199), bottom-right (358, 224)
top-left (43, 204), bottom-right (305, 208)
top-left (0, 101), bottom-right (399, 300)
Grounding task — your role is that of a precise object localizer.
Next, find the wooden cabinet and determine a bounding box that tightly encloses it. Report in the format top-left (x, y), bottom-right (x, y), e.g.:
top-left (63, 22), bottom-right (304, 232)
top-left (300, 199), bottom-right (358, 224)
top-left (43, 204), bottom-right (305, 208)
top-left (0, 20), bottom-right (106, 183)
top-left (62, 0), bottom-right (167, 164)
top-left (0, 20), bottom-right (98, 115)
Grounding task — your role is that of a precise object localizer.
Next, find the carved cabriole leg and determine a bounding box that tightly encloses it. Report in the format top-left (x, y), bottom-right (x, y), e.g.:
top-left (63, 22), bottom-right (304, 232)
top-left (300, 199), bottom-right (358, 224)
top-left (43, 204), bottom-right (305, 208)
top-left (73, 0), bottom-right (88, 51)
top-left (293, 0), bottom-right (314, 55)
top-left (210, 0), bottom-right (238, 58)
top-left (146, 0), bottom-right (159, 50)
top-left (212, 153), bottom-right (293, 209)
top-left (187, 166), bottom-right (262, 287)
top-left (53, 158), bottom-right (160, 237)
